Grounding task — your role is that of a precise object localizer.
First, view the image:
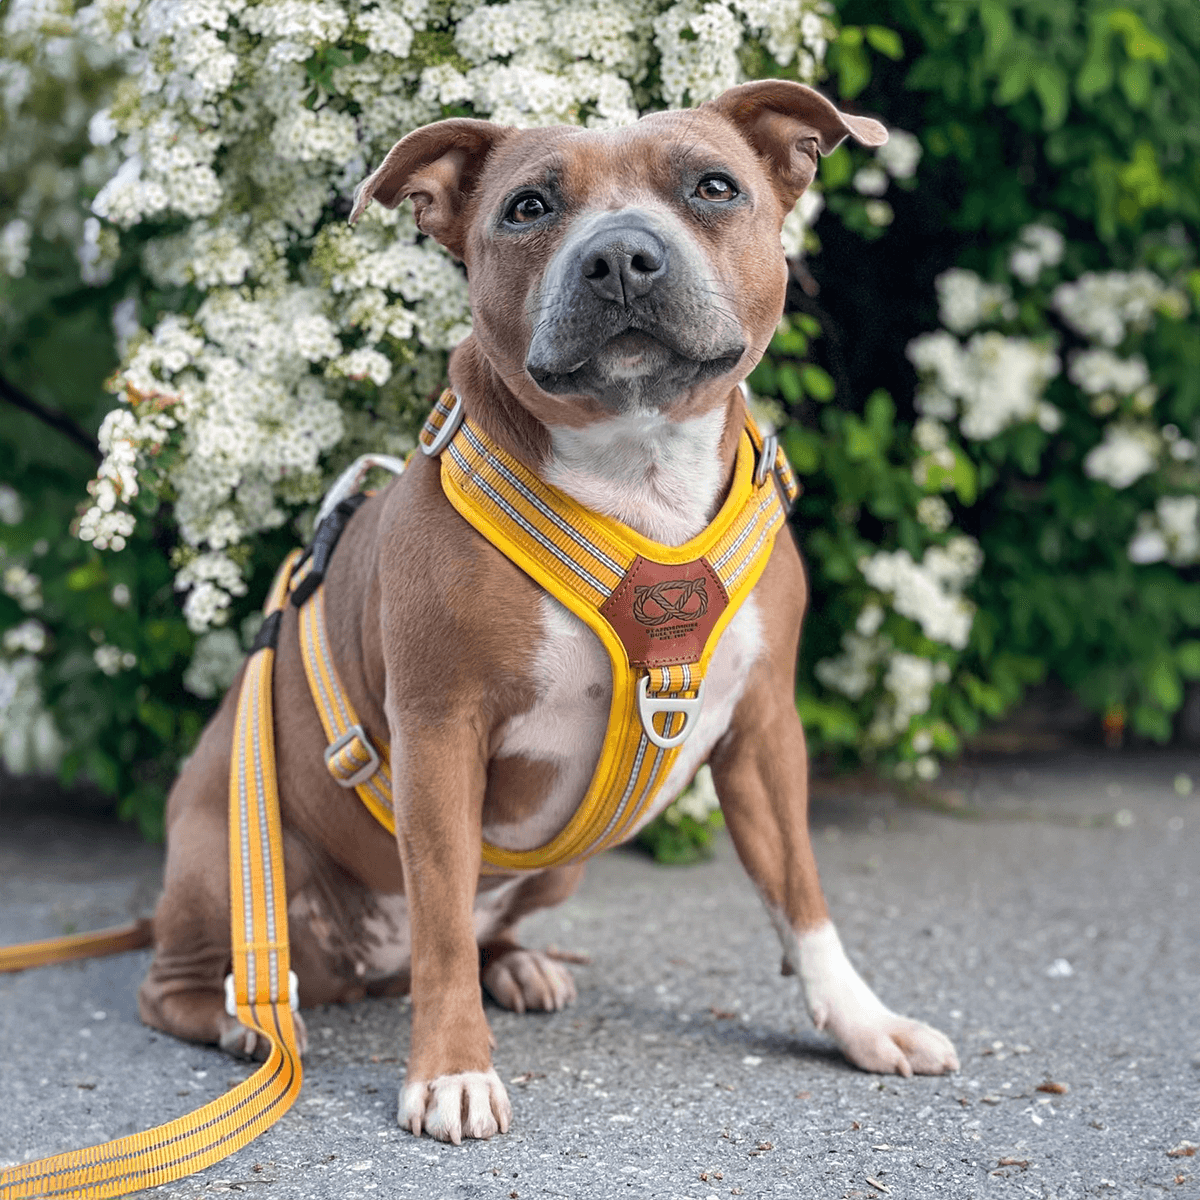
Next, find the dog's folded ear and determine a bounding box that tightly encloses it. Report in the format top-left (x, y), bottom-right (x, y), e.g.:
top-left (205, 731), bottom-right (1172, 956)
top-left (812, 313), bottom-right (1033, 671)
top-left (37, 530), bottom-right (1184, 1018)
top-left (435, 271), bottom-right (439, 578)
top-left (350, 119), bottom-right (513, 258)
top-left (707, 81), bottom-right (888, 208)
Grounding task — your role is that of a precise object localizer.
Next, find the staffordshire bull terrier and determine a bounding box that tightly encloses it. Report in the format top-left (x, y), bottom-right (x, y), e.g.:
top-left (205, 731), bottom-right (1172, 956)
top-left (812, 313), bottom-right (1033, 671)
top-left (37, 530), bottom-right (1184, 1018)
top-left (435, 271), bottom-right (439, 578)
top-left (136, 79), bottom-right (959, 1146)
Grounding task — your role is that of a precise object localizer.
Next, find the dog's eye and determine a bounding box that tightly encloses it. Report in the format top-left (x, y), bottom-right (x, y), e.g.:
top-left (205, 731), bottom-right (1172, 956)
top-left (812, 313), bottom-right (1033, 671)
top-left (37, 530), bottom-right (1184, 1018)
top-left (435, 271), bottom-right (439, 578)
top-left (508, 195), bottom-right (549, 224)
top-left (695, 176), bottom-right (737, 203)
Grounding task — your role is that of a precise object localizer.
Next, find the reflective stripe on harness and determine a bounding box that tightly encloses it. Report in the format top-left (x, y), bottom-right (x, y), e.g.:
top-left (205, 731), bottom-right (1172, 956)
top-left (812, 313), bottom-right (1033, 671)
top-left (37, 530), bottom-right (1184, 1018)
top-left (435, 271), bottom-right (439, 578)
top-left (297, 389), bottom-right (797, 872)
top-left (0, 552), bottom-right (305, 1200)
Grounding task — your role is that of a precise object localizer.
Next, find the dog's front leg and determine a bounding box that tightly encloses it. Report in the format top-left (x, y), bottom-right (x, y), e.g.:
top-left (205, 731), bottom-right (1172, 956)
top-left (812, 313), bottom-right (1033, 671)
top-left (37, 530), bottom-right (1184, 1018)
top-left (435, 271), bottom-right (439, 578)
top-left (710, 670), bottom-right (959, 1077)
top-left (390, 716), bottom-right (511, 1143)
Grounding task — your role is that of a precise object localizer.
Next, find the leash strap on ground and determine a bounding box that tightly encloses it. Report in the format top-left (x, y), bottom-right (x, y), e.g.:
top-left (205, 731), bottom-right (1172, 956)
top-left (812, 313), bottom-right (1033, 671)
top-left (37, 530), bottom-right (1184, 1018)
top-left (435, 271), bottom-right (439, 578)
top-left (295, 389), bottom-right (793, 872)
top-left (0, 551), bottom-right (304, 1200)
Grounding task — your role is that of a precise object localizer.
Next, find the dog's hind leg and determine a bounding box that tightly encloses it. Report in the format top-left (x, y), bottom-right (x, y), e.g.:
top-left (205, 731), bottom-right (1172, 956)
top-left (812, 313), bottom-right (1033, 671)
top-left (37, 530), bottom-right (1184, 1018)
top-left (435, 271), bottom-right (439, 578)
top-left (477, 864), bottom-right (585, 1014)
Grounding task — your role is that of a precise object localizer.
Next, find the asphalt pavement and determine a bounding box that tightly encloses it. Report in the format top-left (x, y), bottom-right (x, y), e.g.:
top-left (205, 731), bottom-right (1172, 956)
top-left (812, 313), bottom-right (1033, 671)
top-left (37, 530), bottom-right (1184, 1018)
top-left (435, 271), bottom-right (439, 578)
top-left (1, 751), bottom-right (1197, 1200)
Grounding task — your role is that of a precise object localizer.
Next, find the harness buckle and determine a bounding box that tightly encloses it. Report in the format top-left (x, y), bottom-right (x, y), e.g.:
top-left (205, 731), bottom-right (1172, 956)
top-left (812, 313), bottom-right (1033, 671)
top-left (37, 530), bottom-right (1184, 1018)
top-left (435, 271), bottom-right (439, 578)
top-left (420, 392), bottom-right (465, 457)
top-left (324, 724), bottom-right (382, 788)
top-left (637, 677), bottom-right (705, 750)
top-left (755, 433), bottom-right (778, 487)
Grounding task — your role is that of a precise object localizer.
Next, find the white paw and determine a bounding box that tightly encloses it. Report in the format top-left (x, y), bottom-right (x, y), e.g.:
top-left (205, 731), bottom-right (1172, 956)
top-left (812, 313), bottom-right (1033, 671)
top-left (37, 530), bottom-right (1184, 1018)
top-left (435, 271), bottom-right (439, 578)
top-left (398, 1068), bottom-right (512, 1144)
top-left (824, 1009), bottom-right (959, 1077)
top-left (482, 948), bottom-right (577, 1014)
top-left (218, 1011), bottom-right (308, 1060)
top-left (783, 920), bottom-right (958, 1077)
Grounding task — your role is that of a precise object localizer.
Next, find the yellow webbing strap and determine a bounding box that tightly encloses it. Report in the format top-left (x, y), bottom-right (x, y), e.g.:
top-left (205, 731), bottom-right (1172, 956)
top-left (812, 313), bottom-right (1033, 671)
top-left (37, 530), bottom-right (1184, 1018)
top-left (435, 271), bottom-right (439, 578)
top-left (0, 551), bottom-right (304, 1200)
top-left (0, 919), bottom-right (152, 974)
top-left (298, 390), bottom-right (792, 873)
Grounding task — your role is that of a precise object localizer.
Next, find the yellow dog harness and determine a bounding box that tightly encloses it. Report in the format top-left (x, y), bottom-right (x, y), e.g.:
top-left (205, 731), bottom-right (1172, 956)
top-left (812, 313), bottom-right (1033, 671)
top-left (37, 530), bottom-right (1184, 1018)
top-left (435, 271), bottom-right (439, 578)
top-left (0, 389), bottom-right (795, 1198)
top-left (299, 389), bottom-right (797, 870)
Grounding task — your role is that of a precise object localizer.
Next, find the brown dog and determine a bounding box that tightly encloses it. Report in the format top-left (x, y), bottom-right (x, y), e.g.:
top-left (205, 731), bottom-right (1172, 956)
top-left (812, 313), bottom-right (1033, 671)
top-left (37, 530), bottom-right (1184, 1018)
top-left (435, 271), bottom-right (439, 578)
top-left (138, 80), bottom-right (959, 1146)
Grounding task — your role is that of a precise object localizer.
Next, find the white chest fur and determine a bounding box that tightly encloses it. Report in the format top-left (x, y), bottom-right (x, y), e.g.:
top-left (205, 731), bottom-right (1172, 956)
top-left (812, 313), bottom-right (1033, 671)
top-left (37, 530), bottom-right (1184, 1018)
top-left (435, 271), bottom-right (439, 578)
top-left (484, 593), bottom-right (763, 853)
top-left (483, 402), bottom-right (763, 854)
top-left (542, 407), bottom-right (728, 546)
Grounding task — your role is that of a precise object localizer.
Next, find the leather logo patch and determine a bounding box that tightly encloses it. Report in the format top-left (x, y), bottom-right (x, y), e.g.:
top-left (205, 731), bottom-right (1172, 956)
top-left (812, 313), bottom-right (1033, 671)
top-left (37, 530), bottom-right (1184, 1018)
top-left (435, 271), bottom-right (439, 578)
top-left (633, 577), bottom-right (709, 627)
top-left (600, 555), bottom-right (729, 668)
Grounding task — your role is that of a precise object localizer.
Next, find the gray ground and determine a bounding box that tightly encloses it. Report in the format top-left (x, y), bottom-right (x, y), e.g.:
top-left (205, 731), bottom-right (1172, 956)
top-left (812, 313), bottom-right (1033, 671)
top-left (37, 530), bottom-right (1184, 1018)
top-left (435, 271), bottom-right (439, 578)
top-left (1, 751), bottom-right (1197, 1200)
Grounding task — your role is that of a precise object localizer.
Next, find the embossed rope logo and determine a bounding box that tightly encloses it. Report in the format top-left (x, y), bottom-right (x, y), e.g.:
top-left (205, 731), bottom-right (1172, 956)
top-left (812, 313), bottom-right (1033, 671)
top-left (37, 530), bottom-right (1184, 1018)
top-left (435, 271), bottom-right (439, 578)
top-left (631, 577), bottom-right (709, 627)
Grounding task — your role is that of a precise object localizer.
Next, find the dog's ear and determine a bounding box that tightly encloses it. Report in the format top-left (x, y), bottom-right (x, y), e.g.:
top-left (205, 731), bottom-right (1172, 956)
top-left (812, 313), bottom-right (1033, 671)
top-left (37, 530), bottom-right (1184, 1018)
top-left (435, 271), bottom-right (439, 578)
top-left (707, 81), bottom-right (888, 207)
top-left (350, 119), bottom-right (513, 258)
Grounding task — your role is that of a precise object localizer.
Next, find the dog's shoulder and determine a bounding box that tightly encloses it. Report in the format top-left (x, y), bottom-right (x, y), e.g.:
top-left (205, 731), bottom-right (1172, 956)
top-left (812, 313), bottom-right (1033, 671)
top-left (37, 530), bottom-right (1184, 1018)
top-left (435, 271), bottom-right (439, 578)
top-left (356, 452), bottom-right (545, 722)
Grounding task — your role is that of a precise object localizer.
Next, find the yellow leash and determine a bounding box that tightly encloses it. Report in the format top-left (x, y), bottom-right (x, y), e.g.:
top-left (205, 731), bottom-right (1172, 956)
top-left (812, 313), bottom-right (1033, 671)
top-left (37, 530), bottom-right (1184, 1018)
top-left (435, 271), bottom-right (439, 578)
top-left (0, 552), bottom-right (304, 1199)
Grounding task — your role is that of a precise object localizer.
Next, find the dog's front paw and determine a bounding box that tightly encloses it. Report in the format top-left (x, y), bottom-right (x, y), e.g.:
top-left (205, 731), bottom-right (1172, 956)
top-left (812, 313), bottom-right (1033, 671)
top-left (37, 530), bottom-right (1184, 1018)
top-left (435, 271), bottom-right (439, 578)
top-left (482, 947), bottom-right (577, 1014)
top-left (398, 1068), bottom-right (512, 1143)
top-left (825, 1010), bottom-right (959, 1077)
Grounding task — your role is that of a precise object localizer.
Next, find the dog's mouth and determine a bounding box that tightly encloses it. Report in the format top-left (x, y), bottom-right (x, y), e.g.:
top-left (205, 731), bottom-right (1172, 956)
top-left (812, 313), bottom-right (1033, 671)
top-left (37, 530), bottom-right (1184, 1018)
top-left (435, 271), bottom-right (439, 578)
top-left (527, 326), bottom-right (745, 407)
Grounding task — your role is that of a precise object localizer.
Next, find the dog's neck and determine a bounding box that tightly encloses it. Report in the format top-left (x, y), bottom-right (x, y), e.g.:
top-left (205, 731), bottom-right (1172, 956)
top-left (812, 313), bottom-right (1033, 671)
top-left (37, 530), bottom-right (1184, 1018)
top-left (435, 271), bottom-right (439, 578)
top-left (449, 340), bottom-right (745, 547)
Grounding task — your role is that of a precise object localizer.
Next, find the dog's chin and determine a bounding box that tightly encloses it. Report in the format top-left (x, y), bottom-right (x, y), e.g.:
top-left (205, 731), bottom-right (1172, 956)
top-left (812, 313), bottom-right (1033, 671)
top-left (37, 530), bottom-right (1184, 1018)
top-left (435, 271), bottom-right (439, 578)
top-left (528, 331), bottom-right (744, 411)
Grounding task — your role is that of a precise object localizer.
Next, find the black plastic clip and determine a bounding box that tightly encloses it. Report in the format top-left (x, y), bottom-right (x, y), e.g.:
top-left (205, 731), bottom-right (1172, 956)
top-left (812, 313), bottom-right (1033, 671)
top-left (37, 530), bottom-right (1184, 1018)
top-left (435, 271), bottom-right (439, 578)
top-left (289, 492), bottom-right (369, 609)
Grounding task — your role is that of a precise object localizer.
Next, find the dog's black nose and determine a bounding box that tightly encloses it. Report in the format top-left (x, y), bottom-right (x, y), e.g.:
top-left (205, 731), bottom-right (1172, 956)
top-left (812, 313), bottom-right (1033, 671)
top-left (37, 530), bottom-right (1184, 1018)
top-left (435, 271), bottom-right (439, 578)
top-left (580, 228), bottom-right (667, 305)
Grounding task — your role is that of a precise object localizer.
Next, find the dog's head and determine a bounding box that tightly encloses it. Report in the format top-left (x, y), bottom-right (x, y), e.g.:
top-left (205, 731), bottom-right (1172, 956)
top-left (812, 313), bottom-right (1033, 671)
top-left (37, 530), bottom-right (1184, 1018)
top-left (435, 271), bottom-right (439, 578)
top-left (352, 82), bottom-right (886, 424)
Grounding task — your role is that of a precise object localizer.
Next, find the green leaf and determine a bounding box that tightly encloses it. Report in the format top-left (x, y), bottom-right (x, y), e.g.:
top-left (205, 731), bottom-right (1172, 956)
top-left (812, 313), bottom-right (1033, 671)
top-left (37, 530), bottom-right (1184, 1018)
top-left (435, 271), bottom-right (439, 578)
top-left (1132, 704), bottom-right (1172, 742)
top-left (782, 425), bottom-right (821, 473)
top-left (1031, 63), bottom-right (1069, 129)
top-left (1146, 657), bottom-right (1183, 711)
top-left (66, 560), bottom-right (106, 591)
top-left (978, 0), bottom-right (1013, 64)
top-left (1118, 59), bottom-right (1151, 108)
top-left (830, 39), bottom-right (871, 99)
top-left (1178, 641), bottom-right (1200, 680)
top-left (777, 363), bottom-right (803, 404)
top-left (864, 26), bottom-right (904, 61)
top-left (801, 364), bottom-right (835, 402)
top-left (1106, 9), bottom-right (1169, 63)
top-left (950, 448), bottom-right (978, 505)
top-left (819, 144), bottom-right (852, 189)
top-left (1076, 46), bottom-right (1113, 99)
top-left (994, 55), bottom-right (1030, 104)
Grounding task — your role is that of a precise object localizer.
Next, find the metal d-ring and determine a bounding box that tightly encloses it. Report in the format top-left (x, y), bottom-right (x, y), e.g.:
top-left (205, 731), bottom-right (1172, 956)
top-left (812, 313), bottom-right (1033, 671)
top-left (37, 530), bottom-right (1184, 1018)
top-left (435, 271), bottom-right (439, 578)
top-left (420, 392), bottom-right (465, 457)
top-left (755, 433), bottom-right (778, 487)
top-left (637, 676), bottom-right (705, 749)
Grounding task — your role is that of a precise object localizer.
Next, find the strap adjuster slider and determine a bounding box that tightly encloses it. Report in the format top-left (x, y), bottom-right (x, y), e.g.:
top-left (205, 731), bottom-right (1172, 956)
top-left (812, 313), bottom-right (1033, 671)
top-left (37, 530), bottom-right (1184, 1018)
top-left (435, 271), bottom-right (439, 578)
top-left (324, 725), bottom-right (382, 788)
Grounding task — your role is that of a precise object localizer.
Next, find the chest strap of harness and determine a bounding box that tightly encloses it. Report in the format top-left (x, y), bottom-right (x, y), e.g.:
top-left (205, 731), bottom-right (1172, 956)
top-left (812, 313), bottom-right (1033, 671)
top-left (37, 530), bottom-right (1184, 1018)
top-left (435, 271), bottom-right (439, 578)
top-left (296, 389), bottom-right (797, 871)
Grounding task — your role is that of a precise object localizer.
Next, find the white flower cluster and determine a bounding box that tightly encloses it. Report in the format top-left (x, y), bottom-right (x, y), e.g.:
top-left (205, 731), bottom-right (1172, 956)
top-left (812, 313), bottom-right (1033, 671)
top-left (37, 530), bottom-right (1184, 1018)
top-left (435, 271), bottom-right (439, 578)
top-left (93, 643), bottom-right (138, 675)
top-left (182, 628), bottom-right (245, 697)
top-left (815, 539), bottom-right (980, 749)
top-left (935, 268), bottom-right (1015, 335)
top-left (3, 564), bottom-right (43, 612)
top-left (0, 654), bottom-right (64, 774)
top-left (0, 0), bottom-right (124, 281)
top-left (1128, 495), bottom-right (1200, 567)
top-left (2, 619), bottom-right (47, 655)
top-left (1052, 269), bottom-right (1186, 348)
top-left (907, 326), bottom-right (1061, 440)
top-left (849, 126), bottom-right (918, 231)
top-left (1007, 222), bottom-right (1063, 285)
top-left (58, 0), bottom-right (834, 631)
top-left (859, 538), bottom-right (980, 651)
top-left (1083, 424), bottom-right (1159, 490)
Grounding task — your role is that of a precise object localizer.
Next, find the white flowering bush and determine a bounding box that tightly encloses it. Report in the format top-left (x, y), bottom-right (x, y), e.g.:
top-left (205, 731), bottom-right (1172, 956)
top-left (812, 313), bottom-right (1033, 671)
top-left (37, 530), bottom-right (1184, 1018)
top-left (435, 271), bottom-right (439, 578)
top-left (6, 0), bottom-right (1200, 845)
top-left (783, 0), bottom-right (1200, 754)
top-left (68, 0), bottom-right (835, 640)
